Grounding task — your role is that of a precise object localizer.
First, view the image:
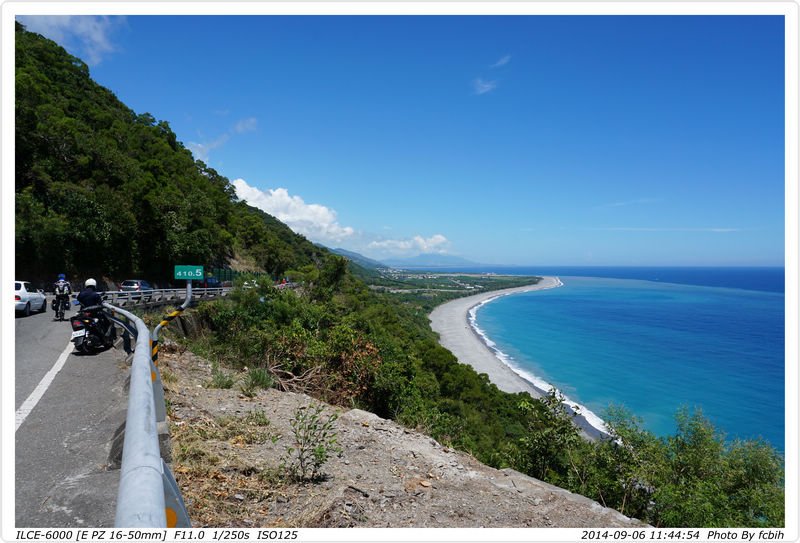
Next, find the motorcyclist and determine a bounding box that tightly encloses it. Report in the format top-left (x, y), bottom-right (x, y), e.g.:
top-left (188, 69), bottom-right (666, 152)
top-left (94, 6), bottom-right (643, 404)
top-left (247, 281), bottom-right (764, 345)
top-left (77, 278), bottom-right (104, 308)
top-left (52, 273), bottom-right (72, 312)
top-left (77, 278), bottom-right (109, 328)
top-left (74, 278), bottom-right (114, 349)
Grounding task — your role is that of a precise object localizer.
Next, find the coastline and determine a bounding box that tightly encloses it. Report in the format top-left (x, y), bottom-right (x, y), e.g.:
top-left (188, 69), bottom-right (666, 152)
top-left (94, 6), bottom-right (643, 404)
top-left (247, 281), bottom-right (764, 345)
top-left (428, 276), bottom-right (611, 441)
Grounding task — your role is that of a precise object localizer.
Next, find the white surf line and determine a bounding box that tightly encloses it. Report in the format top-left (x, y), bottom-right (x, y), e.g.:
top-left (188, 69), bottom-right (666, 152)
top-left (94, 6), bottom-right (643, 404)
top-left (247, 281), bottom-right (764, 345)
top-left (15, 340), bottom-right (73, 432)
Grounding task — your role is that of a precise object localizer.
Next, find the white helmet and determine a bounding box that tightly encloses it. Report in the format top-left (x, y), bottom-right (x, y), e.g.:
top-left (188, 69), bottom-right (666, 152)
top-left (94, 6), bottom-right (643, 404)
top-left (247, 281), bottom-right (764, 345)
top-left (84, 278), bottom-right (97, 288)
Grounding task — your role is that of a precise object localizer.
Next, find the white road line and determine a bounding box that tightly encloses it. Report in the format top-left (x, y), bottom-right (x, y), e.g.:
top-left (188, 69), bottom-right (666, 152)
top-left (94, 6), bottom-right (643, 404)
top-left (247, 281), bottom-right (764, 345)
top-left (15, 340), bottom-right (73, 432)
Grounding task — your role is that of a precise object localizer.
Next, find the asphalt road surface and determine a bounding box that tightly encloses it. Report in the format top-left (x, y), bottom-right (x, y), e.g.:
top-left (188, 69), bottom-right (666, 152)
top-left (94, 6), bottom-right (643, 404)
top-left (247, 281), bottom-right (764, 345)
top-left (15, 299), bottom-right (129, 527)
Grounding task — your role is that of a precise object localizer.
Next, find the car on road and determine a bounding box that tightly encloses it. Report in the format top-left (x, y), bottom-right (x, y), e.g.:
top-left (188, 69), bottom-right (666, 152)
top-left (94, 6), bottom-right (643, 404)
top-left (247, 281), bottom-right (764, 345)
top-left (15, 281), bottom-right (47, 316)
top-left (202, 276), bottom-right (222, 288)
top-left (119, 279), bottom-right (153, 299)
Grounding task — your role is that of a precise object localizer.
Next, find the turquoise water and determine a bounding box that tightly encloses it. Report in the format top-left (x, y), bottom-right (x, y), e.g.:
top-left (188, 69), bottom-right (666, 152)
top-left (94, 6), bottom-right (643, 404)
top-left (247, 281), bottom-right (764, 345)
top-left (473, 274), bottom-right (785, 451)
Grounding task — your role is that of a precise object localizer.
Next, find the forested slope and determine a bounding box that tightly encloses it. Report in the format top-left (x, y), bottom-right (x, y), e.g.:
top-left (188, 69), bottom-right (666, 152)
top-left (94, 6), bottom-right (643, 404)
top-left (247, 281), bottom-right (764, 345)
top-left (15, 21), bottom-right (324, 283)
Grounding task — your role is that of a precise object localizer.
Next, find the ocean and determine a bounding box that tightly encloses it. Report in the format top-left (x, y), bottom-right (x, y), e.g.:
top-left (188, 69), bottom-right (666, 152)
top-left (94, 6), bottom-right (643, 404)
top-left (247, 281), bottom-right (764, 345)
top-left (447, 267), bottom-right (785, 452)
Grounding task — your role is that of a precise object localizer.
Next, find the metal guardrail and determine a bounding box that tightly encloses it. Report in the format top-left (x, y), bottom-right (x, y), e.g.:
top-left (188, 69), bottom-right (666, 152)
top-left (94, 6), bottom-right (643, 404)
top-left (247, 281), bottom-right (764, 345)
top-left (99, 287), bottom-right (229, 307)
top-left (104, 302), bottom-right (172, 527)
top-left (102, 287), bottom-right (222, 527)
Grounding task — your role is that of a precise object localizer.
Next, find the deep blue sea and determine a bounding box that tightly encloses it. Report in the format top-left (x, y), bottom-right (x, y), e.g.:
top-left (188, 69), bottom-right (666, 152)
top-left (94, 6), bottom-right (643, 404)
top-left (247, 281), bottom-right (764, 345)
top-left (439, 267), bottom-right (785, 451)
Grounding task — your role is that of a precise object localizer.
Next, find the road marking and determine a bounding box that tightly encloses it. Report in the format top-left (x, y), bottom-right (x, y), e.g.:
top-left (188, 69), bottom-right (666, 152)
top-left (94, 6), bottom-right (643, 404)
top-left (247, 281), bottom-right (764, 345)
top-left (15, 340), bottom-right (73, 432)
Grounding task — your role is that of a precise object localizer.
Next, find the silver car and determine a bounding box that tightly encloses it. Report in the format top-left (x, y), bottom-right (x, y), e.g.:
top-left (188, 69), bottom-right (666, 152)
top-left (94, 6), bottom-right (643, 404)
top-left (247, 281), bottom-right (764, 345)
top-left (119, 279), bottom-right (153, 300)
top-left (15, 281), bottom-right (47, 316)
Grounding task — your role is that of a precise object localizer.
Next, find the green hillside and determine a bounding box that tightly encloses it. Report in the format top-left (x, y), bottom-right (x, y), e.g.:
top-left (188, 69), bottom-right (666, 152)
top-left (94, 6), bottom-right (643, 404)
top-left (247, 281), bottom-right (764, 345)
top-left (14, 22), bottom-right (784, 528)
top-left (15, 21), bottom-right (325, 284)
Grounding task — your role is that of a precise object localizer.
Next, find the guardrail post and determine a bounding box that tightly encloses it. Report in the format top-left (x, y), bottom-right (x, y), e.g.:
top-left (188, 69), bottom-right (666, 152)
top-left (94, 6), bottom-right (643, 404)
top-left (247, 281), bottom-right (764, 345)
top-left (162, 459), bottom-right (191, 528)
top-left (106, 310), bottom-right (138, 356)
top-left (151, 282), bottom-right (193, 423)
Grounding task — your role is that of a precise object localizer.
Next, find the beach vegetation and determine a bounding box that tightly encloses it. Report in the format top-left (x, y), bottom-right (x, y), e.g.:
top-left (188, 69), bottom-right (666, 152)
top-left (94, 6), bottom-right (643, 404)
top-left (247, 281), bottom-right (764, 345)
top-left (648, 408), bottom-right (784, 527)
top-left (547, 406), bottom-right (785, 527)
top-left (516, 390), bottom-right (583, 481)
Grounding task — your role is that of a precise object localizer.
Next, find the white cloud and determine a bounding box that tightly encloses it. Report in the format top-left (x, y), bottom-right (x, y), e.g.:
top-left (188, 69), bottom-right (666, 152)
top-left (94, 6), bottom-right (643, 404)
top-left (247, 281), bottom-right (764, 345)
top-left (188, 117), bottom-right (258, 163)
top-left (234, 117), bottom-right (258, 134)
top-left (233, 178), bottom-right (355, 243)
top-left (233, 179), bottom-right (454, 258)
top-left (187, 135), bottom-right (229, 164)
top-left (17, 15), bottom-right (124, 66)
top-left (473, 78), bottom-right (497, 95)
top-left (491, 55), bottom-right (511, 68)
top-left (368, 234), bottom-right (450, 256)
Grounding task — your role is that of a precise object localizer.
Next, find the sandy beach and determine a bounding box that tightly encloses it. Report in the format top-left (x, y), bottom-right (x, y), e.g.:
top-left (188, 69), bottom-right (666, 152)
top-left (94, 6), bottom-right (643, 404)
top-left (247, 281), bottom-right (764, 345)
top-left (429, 276), bottom-right (610, 441)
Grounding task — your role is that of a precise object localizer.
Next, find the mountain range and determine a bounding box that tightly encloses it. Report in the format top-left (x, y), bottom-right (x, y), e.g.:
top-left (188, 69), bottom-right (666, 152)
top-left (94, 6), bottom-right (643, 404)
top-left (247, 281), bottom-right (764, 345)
top-left (328, 247), bottom-right (483, 270)
top-left (381, 254), bottom-right (483, 269)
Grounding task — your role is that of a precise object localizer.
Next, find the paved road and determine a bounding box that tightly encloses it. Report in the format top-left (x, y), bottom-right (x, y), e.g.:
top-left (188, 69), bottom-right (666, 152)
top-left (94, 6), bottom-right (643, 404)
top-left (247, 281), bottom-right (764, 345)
top-left (15, 299), bottom-right (129, 527)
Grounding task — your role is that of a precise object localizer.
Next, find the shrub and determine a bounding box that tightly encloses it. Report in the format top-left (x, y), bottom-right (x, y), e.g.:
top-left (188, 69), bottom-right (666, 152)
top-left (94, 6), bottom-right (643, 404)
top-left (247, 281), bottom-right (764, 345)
top-left (281, 403), bottom-right (341, 482)
top-left (240, 367), bottom-right (274, 397)
top-left (207, 363), bottom-right (234, 389)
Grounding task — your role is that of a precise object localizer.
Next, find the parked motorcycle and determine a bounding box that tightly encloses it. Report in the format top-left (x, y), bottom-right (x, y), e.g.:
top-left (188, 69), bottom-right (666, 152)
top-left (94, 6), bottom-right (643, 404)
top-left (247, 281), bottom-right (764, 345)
top-left (70, 305), bottom-right (116, 353)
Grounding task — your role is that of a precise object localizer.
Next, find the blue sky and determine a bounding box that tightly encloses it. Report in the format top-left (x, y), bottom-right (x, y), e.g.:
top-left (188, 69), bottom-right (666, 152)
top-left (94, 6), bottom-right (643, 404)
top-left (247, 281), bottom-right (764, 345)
top-left (16, 13), bottom-right (787, 266)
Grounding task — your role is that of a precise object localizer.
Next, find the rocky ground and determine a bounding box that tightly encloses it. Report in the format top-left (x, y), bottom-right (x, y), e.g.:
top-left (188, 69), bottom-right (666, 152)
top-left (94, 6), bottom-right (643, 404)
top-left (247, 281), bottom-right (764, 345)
top-left (160, 343), bottom-right (646, 529)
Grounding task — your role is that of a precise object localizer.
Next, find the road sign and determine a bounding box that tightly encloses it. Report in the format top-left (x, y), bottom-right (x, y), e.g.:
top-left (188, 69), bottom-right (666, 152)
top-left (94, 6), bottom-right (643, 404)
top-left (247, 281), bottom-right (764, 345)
top-left (174, 265), bottom-right (203, 280)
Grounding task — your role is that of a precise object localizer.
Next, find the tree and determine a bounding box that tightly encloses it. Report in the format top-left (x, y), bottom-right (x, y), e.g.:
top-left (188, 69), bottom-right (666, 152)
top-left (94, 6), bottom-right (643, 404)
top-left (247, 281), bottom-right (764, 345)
top-left (517, 389), bottom-right (582, 482)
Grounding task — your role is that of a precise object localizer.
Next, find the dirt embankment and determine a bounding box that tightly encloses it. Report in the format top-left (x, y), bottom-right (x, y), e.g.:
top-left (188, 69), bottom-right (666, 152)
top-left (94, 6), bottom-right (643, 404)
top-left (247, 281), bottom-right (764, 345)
top-left (160, 343), bottom-right (646, 529)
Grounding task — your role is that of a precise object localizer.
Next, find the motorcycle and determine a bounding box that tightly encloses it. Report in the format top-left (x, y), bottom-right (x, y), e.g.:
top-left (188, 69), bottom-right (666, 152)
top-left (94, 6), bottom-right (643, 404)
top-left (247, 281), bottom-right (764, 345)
top-left (53, 295), bottom-right (71, 321)
top-left (70, 304), bottom-right (116, 353)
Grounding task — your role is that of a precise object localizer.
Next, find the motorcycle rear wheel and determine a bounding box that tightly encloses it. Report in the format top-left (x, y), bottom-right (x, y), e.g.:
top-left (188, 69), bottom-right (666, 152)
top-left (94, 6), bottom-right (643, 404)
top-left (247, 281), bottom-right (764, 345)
top-left (73, 338), bottom-right (87, 353)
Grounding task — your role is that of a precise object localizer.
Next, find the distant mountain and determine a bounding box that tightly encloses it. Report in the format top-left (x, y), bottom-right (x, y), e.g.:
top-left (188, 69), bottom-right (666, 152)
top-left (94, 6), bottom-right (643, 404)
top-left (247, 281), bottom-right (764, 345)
top-left (382, 254), bottom-right (483, 269)
top-left (329, 247), bottom-right (387, 270)
top-left (325, 247), bottom-right (484, 272)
